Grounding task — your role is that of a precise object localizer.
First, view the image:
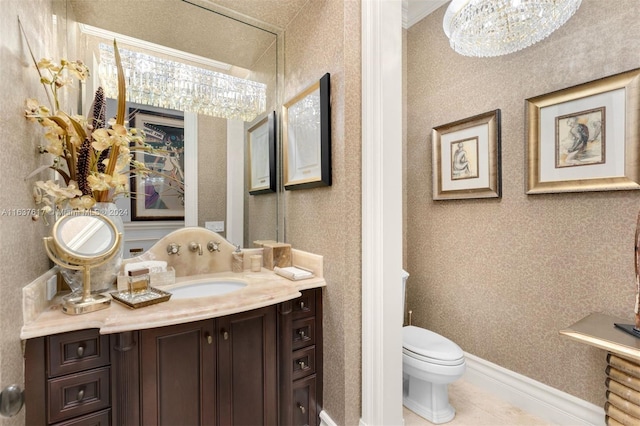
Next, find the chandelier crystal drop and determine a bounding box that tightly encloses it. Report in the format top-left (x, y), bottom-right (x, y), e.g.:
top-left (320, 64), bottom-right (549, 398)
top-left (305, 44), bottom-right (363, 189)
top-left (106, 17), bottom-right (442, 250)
top-left (443, 0), bottom-right (582, 58)
top-left (98, 43), bottom-right (266, 121)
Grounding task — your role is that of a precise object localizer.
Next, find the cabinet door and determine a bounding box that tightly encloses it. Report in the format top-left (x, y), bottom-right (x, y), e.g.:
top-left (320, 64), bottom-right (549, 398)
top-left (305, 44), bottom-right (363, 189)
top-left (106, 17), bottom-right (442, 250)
top-left (140, 320), bottom-right (216, 425)
top-left (217, 306), bottom-right (277, 425)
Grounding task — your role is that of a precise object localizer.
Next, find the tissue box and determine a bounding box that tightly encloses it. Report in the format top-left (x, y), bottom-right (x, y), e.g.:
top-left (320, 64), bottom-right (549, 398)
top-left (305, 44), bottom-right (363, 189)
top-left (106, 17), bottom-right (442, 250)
top-left (262, 242), bottom-right (292, 270)
top-left (117, 267), bottom-right (175, 291)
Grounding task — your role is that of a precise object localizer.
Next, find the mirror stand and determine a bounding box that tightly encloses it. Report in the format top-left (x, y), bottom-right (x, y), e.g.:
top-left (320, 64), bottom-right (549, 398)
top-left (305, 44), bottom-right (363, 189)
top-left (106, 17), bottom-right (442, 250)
top-left (43, 212), bottom-right (123, 315)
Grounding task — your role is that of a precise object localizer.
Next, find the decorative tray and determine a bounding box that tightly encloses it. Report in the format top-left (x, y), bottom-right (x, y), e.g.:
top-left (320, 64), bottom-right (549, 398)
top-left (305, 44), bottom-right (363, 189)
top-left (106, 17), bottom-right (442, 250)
top-left (110, 287), bottom-right (172, 309)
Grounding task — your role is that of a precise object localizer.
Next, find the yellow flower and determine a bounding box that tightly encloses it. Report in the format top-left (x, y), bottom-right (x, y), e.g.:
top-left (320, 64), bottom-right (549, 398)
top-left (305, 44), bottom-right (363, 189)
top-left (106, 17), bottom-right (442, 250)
top-left (37, 58), bottom-right (60, 72)
top-left (88, 173), bottom-right (112, 192)
top-left (111, 173), bottom-right (129, 195)
top-left (68, 195), bottom-right (96, 210)
top-left (43, 133), bottom-right (64, 156)
top-left (91, 128), bottom-right (112, 151)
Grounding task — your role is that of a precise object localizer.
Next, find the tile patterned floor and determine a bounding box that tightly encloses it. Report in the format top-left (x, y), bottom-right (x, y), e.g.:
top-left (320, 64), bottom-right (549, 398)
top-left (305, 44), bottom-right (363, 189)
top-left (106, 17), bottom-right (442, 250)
top-left (403, 379), bottom-right (551, 426)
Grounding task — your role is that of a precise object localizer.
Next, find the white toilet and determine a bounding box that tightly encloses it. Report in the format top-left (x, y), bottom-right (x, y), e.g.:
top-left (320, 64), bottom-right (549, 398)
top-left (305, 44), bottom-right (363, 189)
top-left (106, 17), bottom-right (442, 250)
top-left (402, 270), bottom-right (466, 424)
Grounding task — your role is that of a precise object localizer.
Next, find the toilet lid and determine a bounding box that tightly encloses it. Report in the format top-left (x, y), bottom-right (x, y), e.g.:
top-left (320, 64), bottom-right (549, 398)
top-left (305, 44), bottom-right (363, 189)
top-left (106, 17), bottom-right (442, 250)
top-left (403, 326), bottom-right (464, 365)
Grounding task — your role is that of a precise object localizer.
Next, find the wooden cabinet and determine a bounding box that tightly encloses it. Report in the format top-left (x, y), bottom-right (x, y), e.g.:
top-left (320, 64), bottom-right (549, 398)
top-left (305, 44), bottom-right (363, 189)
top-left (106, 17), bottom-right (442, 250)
top-left (25, 289), bottom-right (322, 426)
top-left (25, 329), bottom-right (111, 425)
top-left (138, 306), bottom-right (277, 425)
top-left (139, 319), bottom-right (216, 425)
top-left (217, 306), bottom-right (277, 425)
top-left (279, 288), bottom-right (323, 426)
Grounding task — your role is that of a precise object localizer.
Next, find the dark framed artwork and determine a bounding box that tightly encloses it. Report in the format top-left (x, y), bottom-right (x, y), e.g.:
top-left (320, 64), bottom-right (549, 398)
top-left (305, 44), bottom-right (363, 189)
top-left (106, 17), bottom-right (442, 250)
top-left (432, 109), bottom-right (502, 200)
top-left (283, 73), bottom-right (331, 190)
top-left (131, 109), bottom-right (185, 220)
top-left (248, 111), bottom-right (277, 195)
top-left (526, 68), bottom-right (640, 194)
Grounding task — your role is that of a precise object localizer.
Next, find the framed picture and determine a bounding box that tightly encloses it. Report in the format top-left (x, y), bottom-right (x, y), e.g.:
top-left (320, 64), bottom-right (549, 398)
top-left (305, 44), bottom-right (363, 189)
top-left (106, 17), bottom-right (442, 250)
top-left (432, 109), bottom-right (501, 200)
top-left (526, 68), bottom-right (640, 194)
top-left (283, 73), bottom-right (331, 190)
top-left (131, 110), bottom-right (185, 220)
top-left (248, 111), bottom-right (276, 195)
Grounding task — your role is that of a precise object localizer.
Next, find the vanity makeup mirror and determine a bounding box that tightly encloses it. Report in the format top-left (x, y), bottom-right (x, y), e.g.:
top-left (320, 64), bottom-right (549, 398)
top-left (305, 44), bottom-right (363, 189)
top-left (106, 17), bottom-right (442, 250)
top-left (62, 0), bottom-right (280, 248)
top-left (44, 212), bottom-right (122, 315)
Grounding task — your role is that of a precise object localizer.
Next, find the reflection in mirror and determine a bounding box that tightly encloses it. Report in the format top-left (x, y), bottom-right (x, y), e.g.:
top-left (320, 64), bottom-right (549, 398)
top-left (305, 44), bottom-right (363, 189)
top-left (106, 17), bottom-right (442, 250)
top-left (63, 0), bottom-right (279, 250)
top-left (56, 215), bottom-right (117, 257)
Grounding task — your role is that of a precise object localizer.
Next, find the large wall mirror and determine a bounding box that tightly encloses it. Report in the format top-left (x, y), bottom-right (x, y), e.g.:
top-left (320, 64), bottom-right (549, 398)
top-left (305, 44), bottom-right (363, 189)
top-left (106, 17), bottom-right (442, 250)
top-left (61, 0), bottom-right (280, 251)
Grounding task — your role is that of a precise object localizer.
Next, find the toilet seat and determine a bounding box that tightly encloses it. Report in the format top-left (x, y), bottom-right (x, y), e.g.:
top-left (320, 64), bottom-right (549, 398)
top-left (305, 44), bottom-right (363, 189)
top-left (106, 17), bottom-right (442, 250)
top-left (403, 326), bottom-right (464, 366)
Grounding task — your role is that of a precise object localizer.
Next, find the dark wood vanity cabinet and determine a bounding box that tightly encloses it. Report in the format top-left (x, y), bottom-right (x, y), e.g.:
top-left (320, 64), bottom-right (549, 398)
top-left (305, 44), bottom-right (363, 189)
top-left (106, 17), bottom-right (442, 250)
top-left (24, 329), bottom-right (112, 425)
top-left (25, 288), bottom-right (323, 426)
top-left (279, 288), bottom-right (324, 426)
top-left (138, 306), bottom-right (277, 425)
top-left (139, 319), bottom-right (217, 425)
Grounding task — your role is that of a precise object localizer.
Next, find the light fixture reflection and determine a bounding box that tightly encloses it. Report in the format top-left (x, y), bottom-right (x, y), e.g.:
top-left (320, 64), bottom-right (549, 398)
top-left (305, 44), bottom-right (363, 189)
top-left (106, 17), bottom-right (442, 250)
top-left (98, 43), bottom-right (266, 121)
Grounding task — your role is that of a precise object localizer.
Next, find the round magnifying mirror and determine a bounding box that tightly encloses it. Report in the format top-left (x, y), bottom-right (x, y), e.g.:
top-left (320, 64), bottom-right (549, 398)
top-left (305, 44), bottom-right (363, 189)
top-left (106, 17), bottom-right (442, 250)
top-left (44, 211), bottom-right (122, 315)
top-left (53, 214), bottom-right (118, 262)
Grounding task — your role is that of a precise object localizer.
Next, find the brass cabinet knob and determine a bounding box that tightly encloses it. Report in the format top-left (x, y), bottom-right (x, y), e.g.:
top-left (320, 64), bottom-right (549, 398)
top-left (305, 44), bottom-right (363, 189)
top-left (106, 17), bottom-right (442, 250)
top-left (206, 334), bottom-right (213, 345)
top-left (222, 330), bottom-right (229, 340)
top-left (77, 389), bottom-right (85, 401)
top-left (77, 345), bottom-right (85, 357)
top-left (297, 403), bottom-right (306, 414)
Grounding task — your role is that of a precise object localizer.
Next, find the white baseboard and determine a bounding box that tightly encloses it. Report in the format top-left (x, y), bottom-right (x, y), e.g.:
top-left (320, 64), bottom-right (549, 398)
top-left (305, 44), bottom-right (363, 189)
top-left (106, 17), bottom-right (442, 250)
top-left (463, 352), bottom-right (605, 426)
top-left (320, 410), bottom-right (338, 426)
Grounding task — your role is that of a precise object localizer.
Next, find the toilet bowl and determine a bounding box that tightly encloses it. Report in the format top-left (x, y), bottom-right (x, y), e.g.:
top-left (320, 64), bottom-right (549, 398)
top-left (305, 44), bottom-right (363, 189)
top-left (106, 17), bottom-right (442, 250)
top-left (402, 271), bottom-right (466, 424)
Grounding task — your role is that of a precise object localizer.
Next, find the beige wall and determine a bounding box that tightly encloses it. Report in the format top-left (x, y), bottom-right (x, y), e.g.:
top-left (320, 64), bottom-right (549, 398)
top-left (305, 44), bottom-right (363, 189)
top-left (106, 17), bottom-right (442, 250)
top-left (197, 116), bottom-right (227, 229)
top-left (0, 1), bottom-right (59, 425)
top-left (406, 0), bottom-right (640, 406)
top-left (283, 0), bottom-right (362, 424)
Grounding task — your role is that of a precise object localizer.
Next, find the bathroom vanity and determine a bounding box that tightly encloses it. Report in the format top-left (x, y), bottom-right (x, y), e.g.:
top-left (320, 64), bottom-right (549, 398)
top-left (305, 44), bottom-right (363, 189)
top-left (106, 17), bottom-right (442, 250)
top-left (22, 229), bottom-right (325, 426)
top-left (23, 286), bottom-right (323, 425)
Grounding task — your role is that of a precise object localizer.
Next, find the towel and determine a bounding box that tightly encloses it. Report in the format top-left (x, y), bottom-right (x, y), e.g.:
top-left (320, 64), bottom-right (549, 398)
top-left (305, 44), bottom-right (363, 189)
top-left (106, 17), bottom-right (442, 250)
top-left (274, 266), bottom-right (314, 281)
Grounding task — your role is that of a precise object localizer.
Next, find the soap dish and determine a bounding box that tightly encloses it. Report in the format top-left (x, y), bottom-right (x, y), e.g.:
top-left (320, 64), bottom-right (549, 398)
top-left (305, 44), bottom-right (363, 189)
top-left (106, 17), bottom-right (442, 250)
top-left (111, 287), bottom-right (171, 309)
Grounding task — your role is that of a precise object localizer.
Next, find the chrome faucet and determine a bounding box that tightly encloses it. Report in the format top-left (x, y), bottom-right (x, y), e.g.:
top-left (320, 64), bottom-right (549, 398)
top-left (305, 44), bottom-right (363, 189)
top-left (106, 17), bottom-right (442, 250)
top-left (189, 242), bottom-right (203, 255)
top-left (207, 241), bottom-right (221, 253)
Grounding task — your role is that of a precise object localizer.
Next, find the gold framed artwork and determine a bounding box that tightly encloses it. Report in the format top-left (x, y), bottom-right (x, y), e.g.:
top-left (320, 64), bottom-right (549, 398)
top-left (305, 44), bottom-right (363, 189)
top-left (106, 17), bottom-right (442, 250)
top-left (247, 111), bottom-right (276, 195)
top-left (526, 68), bottom-right (640, 194)
top-left (283, 73), bottom-right (331, 190)
top-left (432, 109), bottom-right (501, 200)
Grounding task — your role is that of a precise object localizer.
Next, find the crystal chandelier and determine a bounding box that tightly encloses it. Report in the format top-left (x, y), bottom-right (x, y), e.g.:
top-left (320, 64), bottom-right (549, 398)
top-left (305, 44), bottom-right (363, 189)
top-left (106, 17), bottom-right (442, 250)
top-left (98, 43), bottom-right (266, 122)
top-left (443, 0), bottom-right (582, 57)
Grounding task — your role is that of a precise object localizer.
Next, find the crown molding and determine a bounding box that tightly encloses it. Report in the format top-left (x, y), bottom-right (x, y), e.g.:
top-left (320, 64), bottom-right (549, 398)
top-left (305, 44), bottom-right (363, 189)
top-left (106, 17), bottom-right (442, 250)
top-left (402, 0), bottom-right (448, 29)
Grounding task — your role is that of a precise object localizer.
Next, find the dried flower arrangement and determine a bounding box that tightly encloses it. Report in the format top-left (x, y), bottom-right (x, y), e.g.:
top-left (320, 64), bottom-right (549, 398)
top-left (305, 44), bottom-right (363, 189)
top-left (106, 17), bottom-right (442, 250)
top-left (23, 35), bottom-right (163, 220)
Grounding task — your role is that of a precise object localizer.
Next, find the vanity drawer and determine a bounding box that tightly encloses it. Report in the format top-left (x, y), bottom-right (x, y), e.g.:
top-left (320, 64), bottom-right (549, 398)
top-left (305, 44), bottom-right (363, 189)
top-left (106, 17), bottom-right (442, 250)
top-left (292, 346), bottom-right (316, 381)
top-left (292, 317), bottom-right (316, 350)
top-left (53, 408), bottom-right (111, 426)
top-left (48, 366), bottom-right (111, 424)
top-left (292, 374), bottom-right (317, 426)
top-left (292, 292), bottom-right (316, 320)
top-left (48, 329), bottom-right (110, 377)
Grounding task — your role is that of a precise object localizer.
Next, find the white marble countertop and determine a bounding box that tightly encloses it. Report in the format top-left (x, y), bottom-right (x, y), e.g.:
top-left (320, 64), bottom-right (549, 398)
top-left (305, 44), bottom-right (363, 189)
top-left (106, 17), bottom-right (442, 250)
top-left (21, 269), bottom-right (325, 339)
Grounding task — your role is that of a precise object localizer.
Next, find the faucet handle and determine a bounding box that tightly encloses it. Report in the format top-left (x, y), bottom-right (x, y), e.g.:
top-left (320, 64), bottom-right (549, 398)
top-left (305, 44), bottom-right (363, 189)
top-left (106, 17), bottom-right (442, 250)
top-left (167, 243), bottom-right (181, 255)
top-left (207, 241), bottom-right (221, 252)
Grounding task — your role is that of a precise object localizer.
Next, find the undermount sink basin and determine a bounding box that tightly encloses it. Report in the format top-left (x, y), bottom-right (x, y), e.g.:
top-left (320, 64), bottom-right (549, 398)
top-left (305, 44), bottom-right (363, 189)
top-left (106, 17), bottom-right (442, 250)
top-left (169, 279), bottom-right (248, 299)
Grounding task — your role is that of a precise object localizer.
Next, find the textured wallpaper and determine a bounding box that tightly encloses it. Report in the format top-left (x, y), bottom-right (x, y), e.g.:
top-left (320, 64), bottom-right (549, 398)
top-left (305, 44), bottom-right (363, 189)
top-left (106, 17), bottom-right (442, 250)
top-left (406, 0), bottom-right (640, 406)
top-left (1, 1), bottom-right (59, 425)
top-left (283, 0), bottom-right (362, 424)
